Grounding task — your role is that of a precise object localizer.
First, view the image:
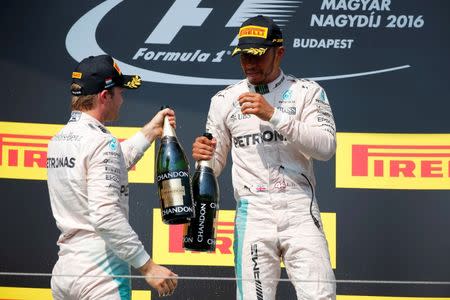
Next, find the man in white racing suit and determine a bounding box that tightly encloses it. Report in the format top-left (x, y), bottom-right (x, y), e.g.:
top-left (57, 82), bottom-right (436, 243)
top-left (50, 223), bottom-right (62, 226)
top-left (47, 54), bottom-right (177, 299)
top-left (192, 16), bottom-right (336, 299)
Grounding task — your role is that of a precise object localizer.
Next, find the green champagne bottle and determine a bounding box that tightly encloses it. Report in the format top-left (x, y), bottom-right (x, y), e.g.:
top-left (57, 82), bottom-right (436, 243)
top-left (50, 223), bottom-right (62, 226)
top-left (156, 107), bottom-right (194, 224)
top-left (183, 132), bottom-right (220, 252)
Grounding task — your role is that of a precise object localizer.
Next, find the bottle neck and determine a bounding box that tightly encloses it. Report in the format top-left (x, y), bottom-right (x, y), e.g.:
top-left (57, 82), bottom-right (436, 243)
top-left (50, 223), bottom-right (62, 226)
top-left (163, 115), bottom-right (176, 137)
top-left (198, 159), bottom-right (213, 169)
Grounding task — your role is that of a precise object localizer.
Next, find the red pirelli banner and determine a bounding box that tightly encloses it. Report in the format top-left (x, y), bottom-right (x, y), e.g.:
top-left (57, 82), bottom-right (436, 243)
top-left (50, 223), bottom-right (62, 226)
top-left (152, 209), bottom-right (336, 268)
top-left (336, 133), bottom-right (450, 190)
top-left (0, 121), bottom-right (155, 183)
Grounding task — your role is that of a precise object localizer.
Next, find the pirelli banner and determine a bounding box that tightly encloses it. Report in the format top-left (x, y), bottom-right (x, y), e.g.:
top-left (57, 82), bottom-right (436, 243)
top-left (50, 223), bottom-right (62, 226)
top-left (0, 122), bottom-right (155, 183)
top-left (1, 0), bottom-right (450, 299)
top-left (152, 209), bottom-right (337, 268)
top-left (336, 133), bottom-right (450, 190)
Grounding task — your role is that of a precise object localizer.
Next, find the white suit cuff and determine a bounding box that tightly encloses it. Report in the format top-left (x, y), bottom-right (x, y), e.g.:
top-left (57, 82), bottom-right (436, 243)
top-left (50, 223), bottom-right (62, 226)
top-left (128, 131), bottom-right (151, 153)
top-left (129, 249), bottom-right (151, 269)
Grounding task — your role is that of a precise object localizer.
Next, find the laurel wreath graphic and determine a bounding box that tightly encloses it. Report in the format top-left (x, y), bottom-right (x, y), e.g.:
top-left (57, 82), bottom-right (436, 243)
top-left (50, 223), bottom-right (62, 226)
top-left (124, 75), bottom-right (142, 89)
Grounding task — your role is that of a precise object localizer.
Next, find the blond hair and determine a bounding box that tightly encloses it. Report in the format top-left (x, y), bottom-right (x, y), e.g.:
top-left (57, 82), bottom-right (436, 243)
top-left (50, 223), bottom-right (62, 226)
top-left (71, 83), bottom-right (96, 111)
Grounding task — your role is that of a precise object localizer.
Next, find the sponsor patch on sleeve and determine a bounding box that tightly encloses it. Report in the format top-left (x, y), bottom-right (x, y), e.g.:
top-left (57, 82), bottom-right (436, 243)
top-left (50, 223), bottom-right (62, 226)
top-left (318, 89), bottom-right (329, 104)
top-left (109, 137), bottom-right (118, 151)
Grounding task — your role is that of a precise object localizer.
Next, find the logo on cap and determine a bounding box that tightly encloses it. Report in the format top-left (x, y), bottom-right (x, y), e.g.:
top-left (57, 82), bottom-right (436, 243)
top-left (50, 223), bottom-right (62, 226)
top-left (72, 72), bottom-right (82, 79)
top-left (238, 26), bottom-right (268, 39)
top-left (113, 61), bottom-right (122, 75)
top-left (105, 77), bottom-right (114, 89)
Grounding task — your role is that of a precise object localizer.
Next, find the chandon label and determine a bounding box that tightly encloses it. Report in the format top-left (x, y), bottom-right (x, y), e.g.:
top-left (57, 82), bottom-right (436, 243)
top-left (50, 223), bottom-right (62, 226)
top-left (184, 235), bottom-right (215, 245)
top-left (162, 205), bottom-right (193, 216)
top-left (157, 170), bottom-right (189, 182)
top-left (159, 178), bottom-right (189, 207)
top-left (196, 203), bottom-right (207, 242)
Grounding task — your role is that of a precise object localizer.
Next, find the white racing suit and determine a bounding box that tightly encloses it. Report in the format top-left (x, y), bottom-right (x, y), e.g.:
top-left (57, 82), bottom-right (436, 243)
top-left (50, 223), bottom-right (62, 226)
top-left (47, 111), bottom-right (151, 300)
top-left (206, 72), bottom-right (337, 299)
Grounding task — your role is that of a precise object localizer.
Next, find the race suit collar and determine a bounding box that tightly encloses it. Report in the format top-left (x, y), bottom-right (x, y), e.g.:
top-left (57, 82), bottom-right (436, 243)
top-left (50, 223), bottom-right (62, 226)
top-left (69, 111), bottom-right (111, 134)
top-left (247, 71), bottom-right (285, 94)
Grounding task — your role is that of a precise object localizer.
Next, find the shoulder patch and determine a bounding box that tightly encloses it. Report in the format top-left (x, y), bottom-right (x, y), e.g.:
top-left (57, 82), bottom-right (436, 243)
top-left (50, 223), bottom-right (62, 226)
top-left (282, 89), bottom-right (293, 101)
top-left (109, 137), bottom-right (118, 151)
top-left (68, 111), bottom-right (81, 122)
top-left (318, 89), bottom-right (329, 104)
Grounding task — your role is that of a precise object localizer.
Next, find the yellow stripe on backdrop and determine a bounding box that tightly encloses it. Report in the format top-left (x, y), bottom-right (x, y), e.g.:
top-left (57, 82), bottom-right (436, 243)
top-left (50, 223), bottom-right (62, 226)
top-left (1, 287), bottom-right (449, 299)
top-left (337, 297), bottom-right (450, 300)
top-left (0, 287), bottom-right (151, 300)
top-left (0, 286), bottom-right (151, 299)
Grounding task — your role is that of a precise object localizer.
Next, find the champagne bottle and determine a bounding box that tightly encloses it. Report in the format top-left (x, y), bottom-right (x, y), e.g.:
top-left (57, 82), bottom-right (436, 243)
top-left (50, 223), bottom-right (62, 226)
top-left (156, 107), bottom-right (194, 224)
top-left (183, 132), bottom-right (220, 252)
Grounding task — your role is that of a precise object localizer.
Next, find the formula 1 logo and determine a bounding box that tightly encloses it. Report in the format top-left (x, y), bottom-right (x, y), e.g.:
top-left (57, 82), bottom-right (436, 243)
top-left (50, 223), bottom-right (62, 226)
top-left (66, 0), bottom-right (416, 85)
top-left (144, 0), bottom-right (213, 45)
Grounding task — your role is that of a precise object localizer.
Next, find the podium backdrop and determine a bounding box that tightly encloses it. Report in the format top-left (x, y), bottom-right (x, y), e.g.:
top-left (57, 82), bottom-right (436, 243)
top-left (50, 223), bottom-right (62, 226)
top-left (1, 0), bottom-right (449, 298)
